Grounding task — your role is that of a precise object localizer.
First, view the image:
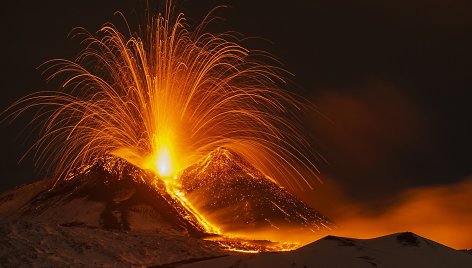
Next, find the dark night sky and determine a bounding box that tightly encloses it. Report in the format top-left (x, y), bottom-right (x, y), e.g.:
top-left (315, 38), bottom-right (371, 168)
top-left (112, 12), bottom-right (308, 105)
top-left (1, 1), bottom-right (471, 215)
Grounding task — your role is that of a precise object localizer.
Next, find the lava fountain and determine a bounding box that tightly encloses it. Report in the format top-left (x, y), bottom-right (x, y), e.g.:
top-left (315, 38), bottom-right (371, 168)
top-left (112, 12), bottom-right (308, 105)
top-left (2, 3), bottom-right (328, 247)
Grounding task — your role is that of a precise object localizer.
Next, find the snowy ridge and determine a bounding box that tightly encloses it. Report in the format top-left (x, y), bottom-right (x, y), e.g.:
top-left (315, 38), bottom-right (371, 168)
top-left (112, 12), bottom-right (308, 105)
top-left (177, 232), bottom-right (472, 268)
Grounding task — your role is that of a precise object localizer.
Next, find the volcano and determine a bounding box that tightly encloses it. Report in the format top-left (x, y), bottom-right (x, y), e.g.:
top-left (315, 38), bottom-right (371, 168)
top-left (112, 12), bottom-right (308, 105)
top-left (180, 148), bottom-right (332, 232)
top-left (7, 147), bottom-right (331, 236)
top-left (0, 148), bottom-right (331, 265)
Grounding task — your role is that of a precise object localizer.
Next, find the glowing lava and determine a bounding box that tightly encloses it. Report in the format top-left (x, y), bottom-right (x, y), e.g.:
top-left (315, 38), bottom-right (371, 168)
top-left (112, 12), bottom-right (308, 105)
top-left (163, 179), bottom-right (221, 235)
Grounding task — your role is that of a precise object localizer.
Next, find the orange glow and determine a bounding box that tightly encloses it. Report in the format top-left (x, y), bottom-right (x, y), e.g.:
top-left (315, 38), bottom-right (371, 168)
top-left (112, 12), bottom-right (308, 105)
top-left (164, 178), bottom-right (221, 234)
top-left (206, 235), bottom-right (300, 252)
top-left (325, 178), bottom-right (472, 249)
top-left (146, 133), bottom-right (179, 178)
top-left (155, 147), bottom-right (171, 177)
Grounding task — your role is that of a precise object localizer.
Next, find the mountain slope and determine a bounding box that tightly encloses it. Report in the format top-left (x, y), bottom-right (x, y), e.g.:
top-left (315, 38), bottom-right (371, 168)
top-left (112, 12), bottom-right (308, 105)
top-left (2, 155), bottom-right (208, 236)
top-left (180, 148), bottom-right (332, 232)
top-left (178, 232), bottom-right (472, 268)
top-left (0, 156), bottom-right (225, 266)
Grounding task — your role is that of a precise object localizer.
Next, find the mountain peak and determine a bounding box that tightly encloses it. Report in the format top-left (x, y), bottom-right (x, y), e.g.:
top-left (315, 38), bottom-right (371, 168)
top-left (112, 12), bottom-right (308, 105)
top-left (193, 147), bottom-right (262, 177)
top-left (7, 155), bottom-right (210, 236)
top-left (180, 147), bottom-right (332, 232)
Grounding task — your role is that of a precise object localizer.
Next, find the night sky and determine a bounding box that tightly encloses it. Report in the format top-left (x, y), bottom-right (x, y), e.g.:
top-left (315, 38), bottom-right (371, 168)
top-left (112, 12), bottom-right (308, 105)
top-left (1, 0), bottom-right (471, 217)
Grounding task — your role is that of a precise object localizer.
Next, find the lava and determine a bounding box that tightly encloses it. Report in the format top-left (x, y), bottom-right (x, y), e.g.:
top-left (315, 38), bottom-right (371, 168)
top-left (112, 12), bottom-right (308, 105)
top-left (206, 236), bottom-right (300, 253)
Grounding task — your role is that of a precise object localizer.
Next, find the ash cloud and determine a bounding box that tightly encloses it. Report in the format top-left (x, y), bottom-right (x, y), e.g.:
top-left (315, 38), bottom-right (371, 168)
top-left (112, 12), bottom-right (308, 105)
top-left (331, 177), bottom-right (472, 249)
top-left (307, 80), bottom-right (435, 205)
top-left (299, 79), bottom-right (472, 249)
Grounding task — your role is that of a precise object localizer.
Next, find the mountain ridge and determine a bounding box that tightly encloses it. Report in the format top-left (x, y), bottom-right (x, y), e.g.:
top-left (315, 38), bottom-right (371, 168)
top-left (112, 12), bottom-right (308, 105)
top-left (176, 232), bottom-right (472, 268)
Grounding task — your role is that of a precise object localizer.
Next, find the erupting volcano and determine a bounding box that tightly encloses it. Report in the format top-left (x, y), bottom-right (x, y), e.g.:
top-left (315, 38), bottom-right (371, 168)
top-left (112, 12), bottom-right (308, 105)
top-left (0, 148), bottom-right (331, 258)
top-left (1, 1), bottom-right (330, 251)
top-left (2, 1), bottom-right (471, 267)
top-left (4, 3), bottom-right (319, 193)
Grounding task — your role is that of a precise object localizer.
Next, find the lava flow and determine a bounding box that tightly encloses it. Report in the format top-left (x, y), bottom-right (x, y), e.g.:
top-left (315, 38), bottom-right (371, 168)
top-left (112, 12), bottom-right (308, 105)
top-left (3, 3), bottom-right (330, 251)
top-left (161, 175), bottom-right (221, 235)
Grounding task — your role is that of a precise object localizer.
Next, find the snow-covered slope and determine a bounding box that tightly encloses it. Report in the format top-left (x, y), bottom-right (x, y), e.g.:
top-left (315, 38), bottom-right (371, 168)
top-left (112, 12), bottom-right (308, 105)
top-left (1, 156), bottom-right (209, 235)
top-left (0, 221), bottom-right (223, 267)
top-left (0, 156), bottom-right (225, 267)
top-left (178, 232), bottom-right (472, 268)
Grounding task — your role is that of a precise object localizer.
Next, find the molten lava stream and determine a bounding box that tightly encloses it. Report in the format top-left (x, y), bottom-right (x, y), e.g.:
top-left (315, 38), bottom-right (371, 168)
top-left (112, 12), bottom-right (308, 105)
top-left (163, 178), bottom-right (221, 235)
top-left (167, 183), bottom-right (301, 252)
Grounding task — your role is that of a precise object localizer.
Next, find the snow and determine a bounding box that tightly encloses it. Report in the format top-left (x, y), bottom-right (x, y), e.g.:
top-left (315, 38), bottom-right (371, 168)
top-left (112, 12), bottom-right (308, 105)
top-left (0, 179), bottom-right (225, 267)
top-left (0, 221), bottom-right (224, 267)
top-left (179, 232), bottom-right (472, 268)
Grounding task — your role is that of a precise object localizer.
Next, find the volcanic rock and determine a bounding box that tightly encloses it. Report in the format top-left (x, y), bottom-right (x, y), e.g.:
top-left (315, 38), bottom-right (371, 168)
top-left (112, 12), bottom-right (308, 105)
top-left (179, 147), bottom-right (332, 232)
